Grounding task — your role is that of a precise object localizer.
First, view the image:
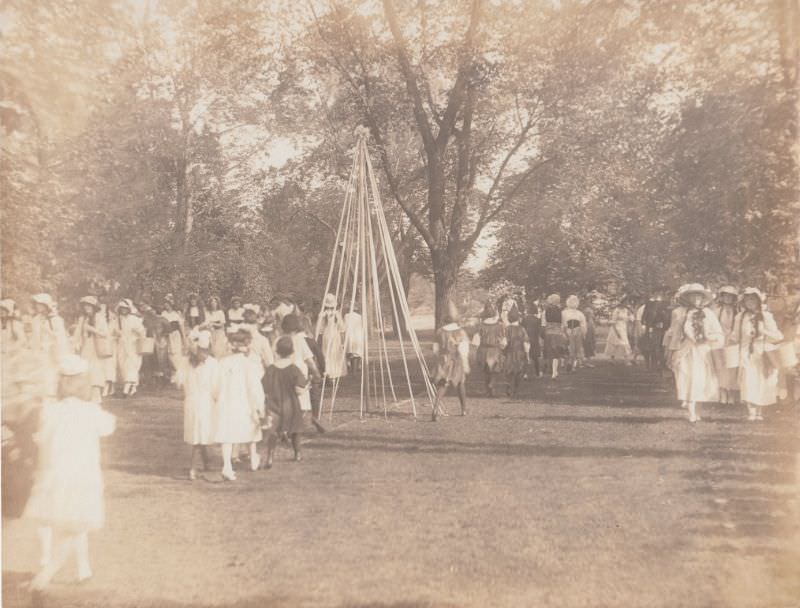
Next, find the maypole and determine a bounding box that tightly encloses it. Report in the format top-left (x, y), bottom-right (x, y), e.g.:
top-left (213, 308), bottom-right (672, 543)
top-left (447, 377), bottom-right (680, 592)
top-left (317, 127), bottom-right (436, 419)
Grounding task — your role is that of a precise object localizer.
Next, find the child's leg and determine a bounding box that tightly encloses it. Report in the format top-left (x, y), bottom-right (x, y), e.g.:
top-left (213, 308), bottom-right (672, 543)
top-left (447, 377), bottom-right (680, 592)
top-left (688, 401), bottom-right (700, 422)
top-left (552, 358), bottom-right (559, 378)
top-left (265, 433), bottom-right (277, 468)
top-left (457, 381), bottom-right (467, 415)
top-left (31, 531), bottom-right (80, 590)
top-left (248, 442), bottom-right (260, 470)
top-left (432, 381), bottom-right (447, 421)
top-left (199, 445), bottom-right (210, 470)
top-left (75, 532), bottom-right (91, 580)
top-left (37, 526), bottom-right (52, 568)
top-left (291, 433), bottom-right (302, 461)
top-left (746, 401), bottom-right (757, 421)
top-left (533, 355), bottom-right (541, 377)
top-left (485, 367), bottom-right (494, 397)
top-left (221, 443), bottom-right (234, 474)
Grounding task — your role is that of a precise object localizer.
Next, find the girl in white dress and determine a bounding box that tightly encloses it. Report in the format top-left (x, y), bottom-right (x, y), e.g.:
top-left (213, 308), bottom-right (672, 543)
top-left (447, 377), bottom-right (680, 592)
top-left (562, 295), bottom-right (587, 371)
top-left (604, 302), bottom-right (633, 362)
top-left (72, 296), bottom-right (111, 403)
top-left (114, 299), bottom-right (145, 397)
top-left (226, 296), bottom-right (245, 331)
top-left (215, 329), bottom-right (265, 480)
top-left (177, 330), bottom-right (220, 479)
top-left (99, 299), bottom-right (118, 397)
top-left (731, 288), bottom-right (783, 421)
top-left (711, 286), bottom-right (740, 404)
top-left (667, 283), bottom-right (724, 422)
top-left (343, 303), bottom-right (364, 374)
top-left (24, 354), bottom-right (116, 590)
top-left (316, 293), bottom-right (347, 379)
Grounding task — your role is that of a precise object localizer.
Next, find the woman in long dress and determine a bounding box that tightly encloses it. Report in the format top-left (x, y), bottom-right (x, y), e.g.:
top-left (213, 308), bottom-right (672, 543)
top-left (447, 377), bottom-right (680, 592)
top-left (99, 298), bottom-right (118, 397)
top-left (160, 295), bottom-right (185, 383)
top-left (343, 303), bottom-right (364, 374)
top-left (502, 308), bottom-right (530, 397)
top-left (114, 299), bottom-right (145, 397)
top-left (604, 301), bottom-right (633, 363)
top-left (205, 296), bottom-right (228, 359)
top-left (711, 286), bottom-right (740, 404)
top-left (667, 283), bottom-right (724, 422)
top-left (316, 293), bottom-right (346, 379)
top-left (29, 294), bottom-right (70, 397)
top-left (562, 295), bottom-right (587, 371)
top-left (72, 296), bottom-right (111, 403)
top-left (731, 288), bottom-right (783, 421)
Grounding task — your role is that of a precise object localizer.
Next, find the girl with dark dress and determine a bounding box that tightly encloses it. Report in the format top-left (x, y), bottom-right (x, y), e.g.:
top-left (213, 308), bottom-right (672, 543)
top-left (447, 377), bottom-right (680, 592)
top-left (472, 302), bottom-right (506, 397)
top-left (503, 309), bottom-right (530, 397)
top-left (262, 336), bottom-right (307, 466)
top-left (543, 294), bottom-right (568, 378)
top-left (523, 300), bottom-right (543, 377)
top-left (184, 293), bottom-right (206, 330)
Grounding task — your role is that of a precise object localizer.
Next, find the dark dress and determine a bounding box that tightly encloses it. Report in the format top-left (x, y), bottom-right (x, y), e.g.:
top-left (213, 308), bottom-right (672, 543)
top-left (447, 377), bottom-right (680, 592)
top-left (543, 306), bottom-right (568, 358)
top-left (582, 308), bottom-right (596, 358)
top-left (502, 325), bottom-right (530, 373)
top-left (477, 321), bottom-right (506, 370)
top-left (262, 363), bottom-right (306, 434)
top-left (522, 314), bottom-right (542, 358)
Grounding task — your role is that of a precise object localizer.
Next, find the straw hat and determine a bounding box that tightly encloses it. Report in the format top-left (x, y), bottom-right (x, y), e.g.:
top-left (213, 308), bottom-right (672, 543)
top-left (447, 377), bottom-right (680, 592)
top-left (79, 295), bottom-right (100, 309)
top-left (740, 287), bottom-right (766, 305)
top-left (565, 295), bottom-right (580, 309)
top-left (31, 293), bottom-right (56, 311)
top-left (116, 298), bottom-right (136, 313)
top-left (243, 303), bottom-right (260, 315)
top-left (59, 354), bottom-right (89, 376)
top-left (323, 293), bottom-right (337, 309)
top-left (677, 283), bottom-right (713, 306)
top-left (717, 286), bottom-right (738, 298)
top-left (546, 293), bottom-right (561, 306)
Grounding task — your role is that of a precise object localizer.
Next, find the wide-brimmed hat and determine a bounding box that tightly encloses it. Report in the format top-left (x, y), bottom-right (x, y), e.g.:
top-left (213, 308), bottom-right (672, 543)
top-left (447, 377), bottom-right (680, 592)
top-left (243, 303), bottom-right (260, 315)
top-left (740, 287), bottom-right (766, 305)
top-left (566, 295), bottom-right (580, 309)
top-left (717, 286), bottom-right (738, 298)
top-left (31, 293), bottom-right (56, 311)
top-left (0, 298), bottom-right (15, 314)
top-left (323, 293), bottom-right (337, 309)
top-left (79, 295), bottom-right (100, 309)
top-left (546, 293), bottom-right (561, 306)
top-left (677, 283), bottom-right (713, 306)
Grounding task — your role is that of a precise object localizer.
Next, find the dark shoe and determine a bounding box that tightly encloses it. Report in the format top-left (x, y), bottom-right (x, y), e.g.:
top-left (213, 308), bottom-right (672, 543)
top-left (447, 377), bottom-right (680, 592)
top-left (312, 419), bottom-right (327, 434)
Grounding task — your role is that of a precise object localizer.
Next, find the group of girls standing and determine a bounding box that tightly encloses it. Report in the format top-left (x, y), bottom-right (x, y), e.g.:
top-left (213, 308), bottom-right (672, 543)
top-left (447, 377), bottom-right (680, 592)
top-left (666, 283), bottom-right (794, 423)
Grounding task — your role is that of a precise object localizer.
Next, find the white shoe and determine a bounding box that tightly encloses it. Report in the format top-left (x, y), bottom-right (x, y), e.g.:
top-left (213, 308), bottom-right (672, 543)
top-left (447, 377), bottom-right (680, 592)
top-left (688, 414), bottom-right (701, 423)
top-left (681, 402), bottom-right (688, 409)
top-left (221, 468), bottom-right (236, 481)
top-left (250, 454), bottom-right (261, 471)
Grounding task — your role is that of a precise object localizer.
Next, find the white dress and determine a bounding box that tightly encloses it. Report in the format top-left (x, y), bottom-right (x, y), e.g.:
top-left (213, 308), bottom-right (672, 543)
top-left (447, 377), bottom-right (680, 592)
top-left (241, 323), bottom-right (274, 375)
top-left (344, 311), bottom-right (364, 357)
top-left (604, 307), bottom-right (632, 359)
top-left (318, 311), bottom-right (347, 379)
top-left (73, 312), bottom-right (111, 389)
top-left (289, 333), bottom-right (314, 411)
top-left (206, 309), bottom-right (229, 359)
top-left (673, 307), bottom-right (724, 403)
top-left (214, 352), bottom-right (265, 443)
top-left (115, 314), bottom-right (145, 384)
top-left (734, 311), bottom-right (783, 406)
top-left (711, 304), bottom-right (739, 394)
top-left (23, 398), bottom-right (115, 531)
top-left (161, 310), bottom-right (185, 378)
top-left (178, 356), bottom-right (220, 445)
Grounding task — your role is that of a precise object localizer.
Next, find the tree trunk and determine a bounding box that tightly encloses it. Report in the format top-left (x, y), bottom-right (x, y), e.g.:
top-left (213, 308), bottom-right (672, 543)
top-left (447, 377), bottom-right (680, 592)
top-left (432, 255), bottom-right (458, 328)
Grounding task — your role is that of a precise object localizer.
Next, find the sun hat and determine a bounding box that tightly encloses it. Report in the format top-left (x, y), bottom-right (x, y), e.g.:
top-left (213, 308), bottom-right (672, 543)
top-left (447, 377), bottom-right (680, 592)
top-left (31, 293), bottom-right (56, 310)
top-left (116, 298), bottom-right (136, 313)
top-left (59, 354), bottom-right (89, 376)
top-left (677, 283), bottom-right (713, 306)
top-left (323, 293), bottom-right (337, 309)
top-left (79, 295), bottom-right (100, 309)
top-left (243, 303), bottom-right (260, 314)
top-left (566, 295), bottom-right (580, 309)
top-left (740, 287), bottom-right (766, 305)
top-left (546, 294), bottom-right (561, 306)
top-left (718, 285), bottom-right (738, 297)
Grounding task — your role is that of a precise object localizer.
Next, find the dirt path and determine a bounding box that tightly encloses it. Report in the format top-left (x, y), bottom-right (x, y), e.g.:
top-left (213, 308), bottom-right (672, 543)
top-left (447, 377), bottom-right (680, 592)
top-left (4, 361), bottom-right (800, 607)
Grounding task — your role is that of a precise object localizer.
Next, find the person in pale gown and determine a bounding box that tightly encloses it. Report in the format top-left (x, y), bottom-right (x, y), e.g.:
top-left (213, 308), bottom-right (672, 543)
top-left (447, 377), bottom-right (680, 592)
top-left (562, 295), bottom-right (587, 371)
top-left (204, 296), bottom-right (228, 359)
top-left (711, 286), bottom-right (740, 404)
top-left (316, 293), bottom-right (347, 380)
top-left (114, 299), bottom-right (145, 397)
top-left (344, 304), bottom-right (364, 374)
top-left (604, 302), bottom-right (633, 363)
top-left (160, 295), bottom-right (185, 384)
top-left (23, 354), bottom-right (115, 590)
top-left (214, 329), bottom-right (265, 480)
top-left (666, 283), bottom-right (724, 423)
top-left (241, 303), bottom-right (274, 374)
top-left (29, 294), bottom-right (70, 397)
top-left (72, 296), bottom-right (111, 403)
top-left (226, 296), bottom-right (245, 332)
top-left (731, 288), bottom-right (783, 421)
top-left (177, 330), bottom-right (220, 479)
top-left (99, 298), bottom-right (118, 397)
